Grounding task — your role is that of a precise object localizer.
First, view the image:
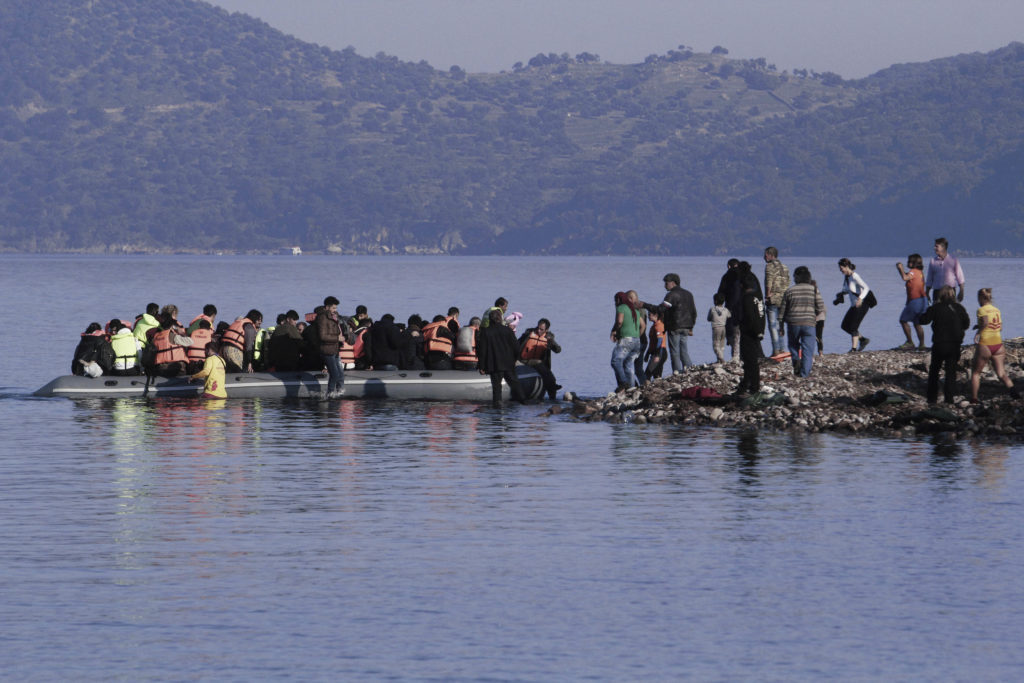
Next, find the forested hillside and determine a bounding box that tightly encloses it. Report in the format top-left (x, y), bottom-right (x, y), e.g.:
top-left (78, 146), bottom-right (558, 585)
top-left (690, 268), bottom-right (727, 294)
top-left (1, 0), bottom-right (1023, 254)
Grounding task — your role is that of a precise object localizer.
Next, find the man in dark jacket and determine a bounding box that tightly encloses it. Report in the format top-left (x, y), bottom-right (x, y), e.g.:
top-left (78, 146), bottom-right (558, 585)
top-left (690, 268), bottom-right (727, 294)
top-left (717, 259), bottom-right (742, 360)
top-left (369, 314), bottom-right (405, 370)
top-left (268, 310), bottom-right (305, 372)
top-left (316, 296), bottom-right (348, 396)
top-left (735, 264), bottom-right (766, 397)
top-left (644, 273), bottom-right (697, 374)
top-left (919, 285), bottom-right (970, 404)
top-left (478, 309), bottom-right (527, 407)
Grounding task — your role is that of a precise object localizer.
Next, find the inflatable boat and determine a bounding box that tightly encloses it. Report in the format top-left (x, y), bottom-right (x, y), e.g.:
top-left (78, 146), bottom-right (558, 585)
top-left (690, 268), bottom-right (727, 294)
top-left (34, 366), bottom-right (545, 401)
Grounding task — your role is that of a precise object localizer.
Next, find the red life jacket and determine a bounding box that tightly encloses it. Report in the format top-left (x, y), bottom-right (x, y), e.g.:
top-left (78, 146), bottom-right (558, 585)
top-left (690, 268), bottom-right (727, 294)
top-left (339, 327), bottom-right (368, 364)
top-left (519, 330), bottom-right (550, 361)
top-left (221, 318), bottom-right (252, 351)
top-left (422, 321), bottom-right (454, 356)
top-left (152, 329), bottom-right (187, 365)
top-left (188, 328), bottom-right (214, 362)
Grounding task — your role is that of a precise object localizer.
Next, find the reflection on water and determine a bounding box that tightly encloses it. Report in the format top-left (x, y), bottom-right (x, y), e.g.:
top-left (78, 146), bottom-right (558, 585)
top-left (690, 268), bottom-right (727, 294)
top-left (2, 395), bottom-right (1023, 680)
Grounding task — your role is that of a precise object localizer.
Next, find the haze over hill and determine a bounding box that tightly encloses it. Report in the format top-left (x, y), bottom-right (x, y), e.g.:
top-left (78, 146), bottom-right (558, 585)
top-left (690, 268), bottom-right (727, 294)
top-left (1, 0), bottom-right (1023, 255)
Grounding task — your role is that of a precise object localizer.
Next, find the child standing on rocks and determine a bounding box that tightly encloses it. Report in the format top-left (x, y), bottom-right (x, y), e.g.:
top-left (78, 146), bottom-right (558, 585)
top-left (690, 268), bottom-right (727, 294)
top-left (896, 254), bottom-right (927, 349)
top-left (707, 292), bottom-right (731, 364)
top-left (970, 287), bottom-right (1020, 402)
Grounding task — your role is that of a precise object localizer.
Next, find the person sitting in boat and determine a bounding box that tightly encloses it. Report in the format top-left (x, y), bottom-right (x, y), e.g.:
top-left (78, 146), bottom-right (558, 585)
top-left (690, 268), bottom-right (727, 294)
top-left (72, 322), bottom-right (115, 377)
top-left (108, 319), bottom-right (141, 376)
top-left (481, 297), bottom-right (509, 328)
top-left (347, 322), bottom-right (372, 370)
top-left (221, 309), bottom-right (263, 373)
top-left (369, 313), bottom-right (405, 371)
top-left (186, 304), bottom-right (218, 335)
top-left (147, 313), bottom-right (193, 378)
top-left (518, 318), bottom-right (562, 400)
top-left (268, 310), bottom-right (305, 372)
top-left (400, 314), bottom-right (426, 370)
top-left (422, 314), bottom-right (457, 370)
top-left (132, 302), bottom-right (161, 348)
top-left (186, 319), bottom-right (215, 374)
top-left (348, 304), bottom-right (373, 330)
top-left (445, 307), bottom-right (461, 334)
top-left (452, 316), bottom-right (481, 370)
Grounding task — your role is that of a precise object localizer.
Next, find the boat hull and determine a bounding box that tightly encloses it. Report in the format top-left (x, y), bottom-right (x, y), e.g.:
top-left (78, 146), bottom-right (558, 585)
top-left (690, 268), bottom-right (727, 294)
top-left (34, 366), bottom-right (545, 401)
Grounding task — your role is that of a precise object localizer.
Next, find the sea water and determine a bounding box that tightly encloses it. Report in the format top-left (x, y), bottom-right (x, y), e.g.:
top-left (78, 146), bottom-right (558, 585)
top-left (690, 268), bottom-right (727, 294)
top-left (1, 254), bottom-right (1023, 679)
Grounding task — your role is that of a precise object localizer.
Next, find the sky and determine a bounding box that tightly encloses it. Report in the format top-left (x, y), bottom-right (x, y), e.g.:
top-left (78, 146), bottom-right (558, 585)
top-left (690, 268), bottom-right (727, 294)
top-left (206, 0), bottom-right (1023, 78)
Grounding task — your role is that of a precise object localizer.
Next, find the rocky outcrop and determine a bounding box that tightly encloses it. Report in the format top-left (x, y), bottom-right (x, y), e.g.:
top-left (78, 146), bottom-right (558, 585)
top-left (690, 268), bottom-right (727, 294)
top-left (566, 339), bottom-right (1024, 439)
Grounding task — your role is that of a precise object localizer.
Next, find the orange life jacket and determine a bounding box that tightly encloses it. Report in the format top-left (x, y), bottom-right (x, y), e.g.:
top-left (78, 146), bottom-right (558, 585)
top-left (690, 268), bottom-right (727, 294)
top-left (188, 327), bottom-right (214, 362)
top-left (453, 327), bottom-right (478, 364)
top-left (338, 326), bottom-right (368, 363)
top-left (519, 330), bottom-right (550, 361)
top-left (221, 318), bottom-right (252, 351)
top-left (422, 321), bottom-right (454, 356)
top-left (152, 329), bottom-right (187, 365)
top-left (189, 314), bottom-right (214, 329)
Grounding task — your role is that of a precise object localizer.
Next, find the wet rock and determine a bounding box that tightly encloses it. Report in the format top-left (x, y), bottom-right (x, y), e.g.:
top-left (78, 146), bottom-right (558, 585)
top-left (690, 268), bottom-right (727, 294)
top-left (571, 338), bottom-right (1024, 441)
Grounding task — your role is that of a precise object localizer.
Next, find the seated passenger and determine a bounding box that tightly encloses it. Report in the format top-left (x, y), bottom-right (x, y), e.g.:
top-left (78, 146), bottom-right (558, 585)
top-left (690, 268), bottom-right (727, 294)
top-left (400, 314), bottom-right (425, 370)
top-left (72, 322), bottom-right (115, 377)
top-left (187, 319), bottom-right (214, 374)
top-left (221, 309), bottom-right (262, 373)
top-left (108, 319), bottom-right (141, 376)
top-left (422, 314), bottom-right (456, 370)
top-left (148, 315), bottom-right (193, 378)
top-left (268, 310), bottom-right (305, 372)
top-left (187, 304), bottom-right (218, 334)
top-left (369, 314), bottom-right (404, 370)
top-left (452, 316), bottom-right (481, 370)
top-left (132, 303), bottom-right (161, 348)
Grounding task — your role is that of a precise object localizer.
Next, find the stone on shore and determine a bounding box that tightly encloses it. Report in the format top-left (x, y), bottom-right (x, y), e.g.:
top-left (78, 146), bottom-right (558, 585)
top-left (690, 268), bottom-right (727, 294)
top-left (571, 339), bottom-right (1024, 440)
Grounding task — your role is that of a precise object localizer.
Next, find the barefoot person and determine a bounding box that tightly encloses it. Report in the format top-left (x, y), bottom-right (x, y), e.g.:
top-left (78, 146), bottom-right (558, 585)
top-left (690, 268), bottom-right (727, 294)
top-left (896, 254), bottom-right (927, 349)
top-left (969, 288), bottom-right (1020, 402)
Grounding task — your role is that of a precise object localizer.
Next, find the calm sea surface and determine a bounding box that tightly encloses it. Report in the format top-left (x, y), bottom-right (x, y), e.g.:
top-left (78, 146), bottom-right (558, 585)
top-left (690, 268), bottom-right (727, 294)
top-left (2, 254), bottom-right (1023, 680)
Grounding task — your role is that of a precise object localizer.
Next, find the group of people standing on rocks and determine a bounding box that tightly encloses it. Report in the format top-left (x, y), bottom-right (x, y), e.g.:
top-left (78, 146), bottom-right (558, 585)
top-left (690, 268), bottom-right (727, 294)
top-left (610, 236), bottom-right (1018, 403)
top-left (70, 296), bottom-right (563, 405)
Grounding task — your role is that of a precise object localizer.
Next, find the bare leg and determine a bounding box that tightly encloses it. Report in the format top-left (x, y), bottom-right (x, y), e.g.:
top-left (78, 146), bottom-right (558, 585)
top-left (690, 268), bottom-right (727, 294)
top-left (900, 321), bottom-right (913, 345)
top-left (971, 344), bottom-right (992, 400)
top-left (990, 350), bottom-right (1015, 390)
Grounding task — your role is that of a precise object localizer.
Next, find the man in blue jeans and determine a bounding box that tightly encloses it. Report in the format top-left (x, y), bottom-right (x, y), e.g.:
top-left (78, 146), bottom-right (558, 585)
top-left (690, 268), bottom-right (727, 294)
top-left (763, 246), bottom-right (790, 357)
top-left (779, 266), bottom-right (825, 377)
top-left (643, 274), bottom-right (697, 374)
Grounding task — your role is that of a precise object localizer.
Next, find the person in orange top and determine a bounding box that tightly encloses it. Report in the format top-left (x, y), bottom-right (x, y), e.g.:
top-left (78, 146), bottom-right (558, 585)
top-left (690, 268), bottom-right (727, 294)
top-left (896, 253), bottom-right (927, 349)
top-left (645, 308), bottom-right (669, 378)
top-left (970, 287), bottom-right (1019, 402)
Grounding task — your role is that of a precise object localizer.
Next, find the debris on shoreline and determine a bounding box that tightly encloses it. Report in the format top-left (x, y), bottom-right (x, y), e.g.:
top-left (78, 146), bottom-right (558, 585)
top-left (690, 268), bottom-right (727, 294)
top-left (562, 339), bottom-right (1024, 440)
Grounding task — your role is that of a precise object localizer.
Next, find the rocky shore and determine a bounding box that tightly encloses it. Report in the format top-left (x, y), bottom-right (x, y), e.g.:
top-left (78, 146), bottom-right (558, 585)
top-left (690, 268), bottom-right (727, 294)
top-left (563, 339), bottom-right (1024, 440)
